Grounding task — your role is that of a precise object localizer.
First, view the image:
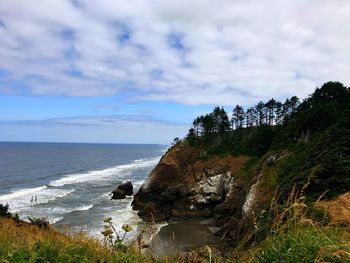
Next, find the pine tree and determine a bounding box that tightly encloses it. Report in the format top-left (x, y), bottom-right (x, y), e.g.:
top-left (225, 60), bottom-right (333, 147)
top-left (255, 101), bottom-right (265, 126)
top-left (233, 105), bottom-right (245, 129)
top-left (265, 99), bottom-right (276, 125)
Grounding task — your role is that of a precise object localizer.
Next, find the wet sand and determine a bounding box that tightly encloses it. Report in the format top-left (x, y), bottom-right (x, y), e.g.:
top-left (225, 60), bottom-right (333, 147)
top-left (151, 219), bottom-right (225, 256)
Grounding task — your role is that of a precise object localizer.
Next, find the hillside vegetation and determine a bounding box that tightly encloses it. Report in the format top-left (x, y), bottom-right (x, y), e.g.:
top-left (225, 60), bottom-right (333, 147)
top-left (181, 81), bottom-right (350, 261)
top-left (185, 81), bottom-right (350, 200)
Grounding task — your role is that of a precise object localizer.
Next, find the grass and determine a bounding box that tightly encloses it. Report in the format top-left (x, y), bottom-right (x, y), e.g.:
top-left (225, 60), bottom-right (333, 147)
top-left (248, 187), bottom-right (350, 263)
top-left (252, 224), bottom-right (350, 263)
top-left (0, 218), bottom-right (168, 263)
top-left (2, 196), bottom-right (350, 263)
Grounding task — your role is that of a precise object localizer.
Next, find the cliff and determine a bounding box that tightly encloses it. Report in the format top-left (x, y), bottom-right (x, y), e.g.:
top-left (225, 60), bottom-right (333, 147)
top-left (132, 142), bottom-right (290, 244)
top-left (132, 144), bottom-right (249, 222)
top-left (133, 82), bottom-right (350, 247)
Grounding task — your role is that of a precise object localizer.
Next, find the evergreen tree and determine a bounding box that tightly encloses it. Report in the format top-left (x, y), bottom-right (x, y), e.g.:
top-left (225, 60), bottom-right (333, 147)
top-left (186, 127), bottom-right (197, 146)
top-left (289, 96), bottom-right (300, 113)
top-left (245, 107), bottom-right (256, 127)
top-left (255, 101), bottom-right (265, 126)
top-left (202, 114), bottom-right (215, 135)
top-left (275, 101), bottom-right (283, 125)
top-left (232, 105), bottom-right (245, 129)
top-left (265, 99), bottom-right (276, 125)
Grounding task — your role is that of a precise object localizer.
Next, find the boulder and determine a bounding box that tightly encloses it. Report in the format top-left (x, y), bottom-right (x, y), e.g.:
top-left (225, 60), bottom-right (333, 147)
top-left (111, 181), bottom-right (133, 199)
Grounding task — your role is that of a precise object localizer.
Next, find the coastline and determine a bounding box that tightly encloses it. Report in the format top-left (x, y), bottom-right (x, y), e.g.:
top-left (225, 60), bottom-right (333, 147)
top-left (151, 218), bottom-right (225, 257)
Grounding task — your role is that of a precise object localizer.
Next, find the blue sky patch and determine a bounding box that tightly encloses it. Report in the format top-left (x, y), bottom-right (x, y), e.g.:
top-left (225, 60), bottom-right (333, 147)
top-left (168, 32), bottom-right (185, 50)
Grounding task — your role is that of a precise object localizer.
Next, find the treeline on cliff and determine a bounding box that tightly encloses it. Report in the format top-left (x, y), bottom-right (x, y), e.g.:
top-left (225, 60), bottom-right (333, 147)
top-left (185, 93), bottom-right (301, 156)
top-left (185, 81), bottom-right (350, 198)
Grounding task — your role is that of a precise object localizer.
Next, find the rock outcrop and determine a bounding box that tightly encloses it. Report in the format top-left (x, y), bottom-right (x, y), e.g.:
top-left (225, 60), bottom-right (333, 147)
top-left (132, 144), bottom-right (249, 222)
top-left (111, 181), bottom-right (133, 199)
top-left (132, 144), bottom-right (289, 244)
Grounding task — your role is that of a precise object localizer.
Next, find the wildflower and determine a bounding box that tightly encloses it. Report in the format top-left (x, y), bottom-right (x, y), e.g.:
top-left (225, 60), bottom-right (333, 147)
top-left (101, 228), bottom-right (113, 237)
top-left (103, 217), bottom-right (112, 223)
top-left (122, 224), bottom-right (133, 232)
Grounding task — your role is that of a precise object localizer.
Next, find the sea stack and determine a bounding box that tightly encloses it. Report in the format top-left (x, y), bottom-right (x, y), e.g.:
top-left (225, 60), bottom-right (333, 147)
top-left (111, 181), bottom-right (133, 199)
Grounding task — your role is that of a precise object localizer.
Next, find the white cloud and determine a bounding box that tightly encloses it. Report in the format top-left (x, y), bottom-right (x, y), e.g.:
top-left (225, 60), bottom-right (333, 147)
top-left (0, 0), bottom-right (349, 105)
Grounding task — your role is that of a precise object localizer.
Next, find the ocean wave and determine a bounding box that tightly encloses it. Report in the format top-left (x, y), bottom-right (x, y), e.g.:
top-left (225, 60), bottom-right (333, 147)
top-left (20, 203), bottom-right (94, 223)
top-left (48, 204), bottom-right (94, 214)
top-left (0, 188), bottom-right (75, 212)
top-left (51, 216), bottom-right (64, 224)
top-left (76, 204), bottom-right (93, 211)
top-left (49, 157), bottom-right (160, 187)
top-left (0, 186), bottom-right (47, 202)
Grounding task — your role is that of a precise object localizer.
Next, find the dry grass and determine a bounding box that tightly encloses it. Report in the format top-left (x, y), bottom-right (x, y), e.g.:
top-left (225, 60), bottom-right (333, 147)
top-left (316, 191), bottom-right (350, 226)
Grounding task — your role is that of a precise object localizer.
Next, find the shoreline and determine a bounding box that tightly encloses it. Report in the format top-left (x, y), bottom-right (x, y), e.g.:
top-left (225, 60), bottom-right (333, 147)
top-left (151, 218), bottom-right (225, 257)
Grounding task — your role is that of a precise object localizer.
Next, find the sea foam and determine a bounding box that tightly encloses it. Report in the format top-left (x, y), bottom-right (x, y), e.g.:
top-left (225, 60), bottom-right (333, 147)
top-left (0, 186), bottom-right (47, 202)
top-left (49, 157), bottom-right (160, 187)
top-left (0, 187), bottom-right (75, 212)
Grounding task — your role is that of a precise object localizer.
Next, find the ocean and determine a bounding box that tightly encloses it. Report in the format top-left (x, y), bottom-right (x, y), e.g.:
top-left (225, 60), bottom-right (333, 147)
top-left (0, 142), bottom-right (165, 238)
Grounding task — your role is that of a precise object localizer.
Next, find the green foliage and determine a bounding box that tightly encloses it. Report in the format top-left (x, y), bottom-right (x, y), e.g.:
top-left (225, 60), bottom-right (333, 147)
top-left (253, 225), bottom-right (350, 263)
top-left (0, 216), bottom-right (170, 263)
top-left (275, 113), bottom-right (350, 200)
top-left (181, 82), bottom-right (350, 261)
top-left (0, 203), bottom-right (11, 217)
top-left (203, 125), bottom-right (276, 157)
top-left (250, 188), bottom-right (350, 263)
top-left (185, 81), bottom-right (350, 200)
top-left (186, 127), bottom-right (197, 146)
top-left (0, 203), bottom-right (20, 222)
top-left (101, 217), bottom-right (132, 252)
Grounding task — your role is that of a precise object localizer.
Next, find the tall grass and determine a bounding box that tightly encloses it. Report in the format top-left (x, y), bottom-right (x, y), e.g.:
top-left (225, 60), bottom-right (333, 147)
top-left (0, 218), bottom-right (167, 263)
top-left (253, 224), bottom-right (350, 263)
top-left (2, 188), bottom-right (350, 263)
top-left (251, 187), bottom-right (350, 263)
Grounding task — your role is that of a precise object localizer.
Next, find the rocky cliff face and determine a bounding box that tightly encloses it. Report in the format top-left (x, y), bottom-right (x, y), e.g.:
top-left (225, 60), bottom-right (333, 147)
top-left (132, 144), bottom-right (287, 244)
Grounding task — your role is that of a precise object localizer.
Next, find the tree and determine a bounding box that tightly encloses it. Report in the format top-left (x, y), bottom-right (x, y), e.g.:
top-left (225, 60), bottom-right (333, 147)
top-left (171, 137), bottom-right (181, 147)
top-left (255, 101), bottom-right (265, 126)
top-left (186, 127), bottom-right (197, 146)
top-left (296, 81), bottom-right (350, 135)
top-left (193, 118), bottom-right (200, 136)
top-left (275, 101), bottom-right (283, 125)
top-left (289, 96), bottom-right (300, 113)
top-left (265, 99), bottom-right (277, 125)
top-left (245, 107), bottom-right (256, 127)
top-left (218, 107), bottom-right (230, 135)
top-left (282, 98), bottom-right (291, 121)
top-left (232, 105), bottom-right (245, 129)
top-left (202, 114), bottom-right (215, 135)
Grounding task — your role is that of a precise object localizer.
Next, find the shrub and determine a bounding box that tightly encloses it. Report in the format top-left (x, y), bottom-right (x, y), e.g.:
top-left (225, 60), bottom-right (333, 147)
top-left (0, 203), bottom-right (12, 217)
top-left (28, 216), bottom-right (50, 229)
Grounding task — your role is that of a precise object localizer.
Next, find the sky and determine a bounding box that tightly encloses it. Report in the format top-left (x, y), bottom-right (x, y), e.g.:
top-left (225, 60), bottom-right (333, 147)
top-left (0, 0), bottom-right (349, 144)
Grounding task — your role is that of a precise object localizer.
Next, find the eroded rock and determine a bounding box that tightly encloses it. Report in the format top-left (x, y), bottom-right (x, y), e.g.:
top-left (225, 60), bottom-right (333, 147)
top-left (192, 172), bottom-right (233, 205)
top-left (111, 181), bottom-right (133, 199)
top-left (132, 144), bottom-right (248, 222)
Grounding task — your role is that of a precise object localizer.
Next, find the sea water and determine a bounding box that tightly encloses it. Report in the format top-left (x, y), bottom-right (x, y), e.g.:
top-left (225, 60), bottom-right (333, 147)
top-left (0, 142), bottom-right (165, 238)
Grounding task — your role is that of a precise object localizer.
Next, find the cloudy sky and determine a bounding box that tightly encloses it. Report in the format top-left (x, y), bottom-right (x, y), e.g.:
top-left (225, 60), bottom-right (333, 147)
top-left (0, 0), bottom-right (349, 143)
